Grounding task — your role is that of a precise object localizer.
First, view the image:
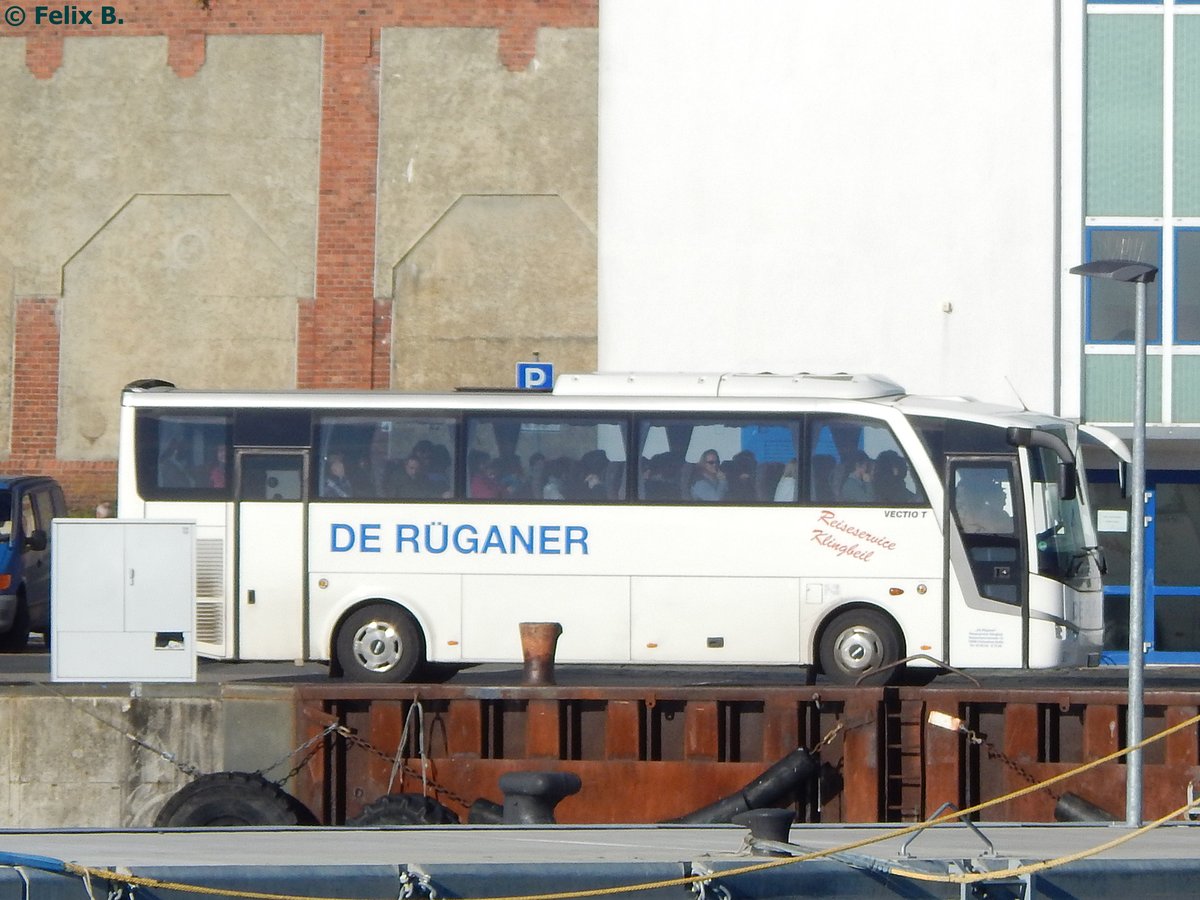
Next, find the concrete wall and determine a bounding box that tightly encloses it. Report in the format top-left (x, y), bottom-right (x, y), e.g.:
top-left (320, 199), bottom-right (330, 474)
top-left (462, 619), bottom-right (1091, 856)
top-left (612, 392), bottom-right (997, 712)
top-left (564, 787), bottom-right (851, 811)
top-left (598, 0), bottom-right (1062, 413)
top-left (1, 36), bottom-right (322, 463)
top-left (377, 28), bottom-right (598, 389)
top-left (0, 685), bottom-right (298, 828)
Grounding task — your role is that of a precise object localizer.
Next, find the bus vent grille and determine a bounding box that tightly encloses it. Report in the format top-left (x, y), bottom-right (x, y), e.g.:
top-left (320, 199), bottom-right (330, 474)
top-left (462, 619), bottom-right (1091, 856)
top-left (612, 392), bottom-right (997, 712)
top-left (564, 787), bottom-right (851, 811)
top-left (196, 599), bottom-right (224, 645)
top-left (195, 538), bottom-right (225, 646)
top-left (196, 538), bottom-right (225, 598)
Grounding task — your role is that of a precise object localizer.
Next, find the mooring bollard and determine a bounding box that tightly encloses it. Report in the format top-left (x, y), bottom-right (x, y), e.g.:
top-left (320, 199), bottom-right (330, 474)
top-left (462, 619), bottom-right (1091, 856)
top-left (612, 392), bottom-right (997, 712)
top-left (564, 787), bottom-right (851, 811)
top-left (499, 771), bottom-right (583, 824)
top-left (733, 808), bottom-right (796, 855)
top-left (519, 621), bottom-right (563, 685)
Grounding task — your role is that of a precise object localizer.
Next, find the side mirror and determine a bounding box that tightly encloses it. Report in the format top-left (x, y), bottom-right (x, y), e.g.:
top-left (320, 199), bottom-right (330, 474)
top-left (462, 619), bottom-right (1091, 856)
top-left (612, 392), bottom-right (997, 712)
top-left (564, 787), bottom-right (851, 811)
top-left (1058, 462), bottom-right (1077, 502)
top-left (25, 529), bottom-right (47, 552)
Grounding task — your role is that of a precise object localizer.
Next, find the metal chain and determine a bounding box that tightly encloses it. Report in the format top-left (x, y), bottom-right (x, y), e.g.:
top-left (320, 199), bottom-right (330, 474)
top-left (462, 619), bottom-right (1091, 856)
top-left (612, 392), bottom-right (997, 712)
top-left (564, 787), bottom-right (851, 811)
top-left (129, 734), bottom-right (204, 779)
top-left (45, 685), bottom-right (205, 778)
top-left (337, 727), bottom-right (474, 809)
top-left (952, 722), bottom-right (1063, 803)
top-left (981, 738), bottom-right (1063, 802)
top-left (257, 722), bottom-right (344, 787)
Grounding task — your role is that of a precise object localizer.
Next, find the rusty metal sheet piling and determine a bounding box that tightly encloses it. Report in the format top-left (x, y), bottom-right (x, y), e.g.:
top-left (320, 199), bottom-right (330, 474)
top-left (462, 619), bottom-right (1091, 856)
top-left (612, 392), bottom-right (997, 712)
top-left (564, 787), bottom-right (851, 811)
top-left (288, 682), bottom-right (1200, 826)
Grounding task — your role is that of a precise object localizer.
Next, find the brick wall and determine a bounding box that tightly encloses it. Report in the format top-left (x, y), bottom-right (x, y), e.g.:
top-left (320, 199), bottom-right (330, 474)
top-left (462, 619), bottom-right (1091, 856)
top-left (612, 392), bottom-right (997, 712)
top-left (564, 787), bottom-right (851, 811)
top-left (0, 0), bottom-right (599, 512)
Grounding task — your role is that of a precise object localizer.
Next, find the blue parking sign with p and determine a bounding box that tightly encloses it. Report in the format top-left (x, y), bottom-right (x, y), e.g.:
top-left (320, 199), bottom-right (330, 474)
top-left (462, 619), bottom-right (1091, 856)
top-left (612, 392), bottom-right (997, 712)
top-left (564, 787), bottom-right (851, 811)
top-left (516, 362), bottom-right (554, 391)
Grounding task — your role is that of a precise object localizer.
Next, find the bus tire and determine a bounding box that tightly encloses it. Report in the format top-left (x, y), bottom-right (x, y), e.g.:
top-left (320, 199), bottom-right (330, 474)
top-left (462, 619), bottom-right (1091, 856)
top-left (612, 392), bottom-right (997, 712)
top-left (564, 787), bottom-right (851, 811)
top-left (818, 608), bottom-right (902, 685)
top-left (335, 603), bottom-right (424, 683)
top-left (346, 793), bottom-right (460, 827)
top-left (154, 772), bottom-right (311, 827)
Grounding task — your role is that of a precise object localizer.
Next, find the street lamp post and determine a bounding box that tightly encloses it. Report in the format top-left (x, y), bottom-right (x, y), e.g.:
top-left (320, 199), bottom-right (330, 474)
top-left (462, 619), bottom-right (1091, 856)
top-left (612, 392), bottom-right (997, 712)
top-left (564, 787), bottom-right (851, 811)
top-left (1069, 259), bottom-right (1157, 828)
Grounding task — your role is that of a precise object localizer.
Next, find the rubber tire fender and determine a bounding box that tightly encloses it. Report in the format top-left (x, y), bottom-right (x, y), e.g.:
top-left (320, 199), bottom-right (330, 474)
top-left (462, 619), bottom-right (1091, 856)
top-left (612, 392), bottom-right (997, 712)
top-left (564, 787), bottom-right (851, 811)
top-left (346, 792), bottom-right (460, 826)
top-left (154, 772), bottom-right (314, 827)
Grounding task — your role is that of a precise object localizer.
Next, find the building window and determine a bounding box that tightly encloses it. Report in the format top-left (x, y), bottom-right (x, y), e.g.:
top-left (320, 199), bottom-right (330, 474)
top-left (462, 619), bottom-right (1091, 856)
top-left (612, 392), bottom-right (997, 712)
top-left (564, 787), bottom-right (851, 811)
top-left (1084, 227), bottom-right (1162, 343)
top-left (1083, 3), bottom-right (1200, 424)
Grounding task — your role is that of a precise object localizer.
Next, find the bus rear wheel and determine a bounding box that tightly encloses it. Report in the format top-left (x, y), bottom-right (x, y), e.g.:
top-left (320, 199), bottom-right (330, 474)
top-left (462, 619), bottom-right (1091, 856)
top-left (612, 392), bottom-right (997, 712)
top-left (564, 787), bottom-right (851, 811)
top-left (335, 603), bottom-right (424, 683)
top-left (818, 608), bottom-right (902, 685)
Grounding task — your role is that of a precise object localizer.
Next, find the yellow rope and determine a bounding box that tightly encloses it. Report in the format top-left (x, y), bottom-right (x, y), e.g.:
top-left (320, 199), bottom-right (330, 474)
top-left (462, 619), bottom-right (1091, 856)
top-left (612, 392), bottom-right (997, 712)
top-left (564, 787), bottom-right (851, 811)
top-left (58, 709), bottom-right (1200, 900)
top-left (889, 794), bottom-right (1200, 884)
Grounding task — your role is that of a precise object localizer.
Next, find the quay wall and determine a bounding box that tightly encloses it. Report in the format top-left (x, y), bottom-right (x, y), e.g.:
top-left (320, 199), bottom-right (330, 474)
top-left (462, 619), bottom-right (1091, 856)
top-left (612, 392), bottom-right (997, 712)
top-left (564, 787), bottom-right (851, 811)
top-left (3, 679), bottom-right (1200, 829)
top-left (0, 683), bottom-right (297, 828)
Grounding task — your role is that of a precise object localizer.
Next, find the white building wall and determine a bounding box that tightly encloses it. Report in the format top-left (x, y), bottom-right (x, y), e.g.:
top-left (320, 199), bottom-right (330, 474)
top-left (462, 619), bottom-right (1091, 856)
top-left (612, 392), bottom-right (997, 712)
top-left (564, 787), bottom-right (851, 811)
top-left (599, 0), bottom-right (1064, 413)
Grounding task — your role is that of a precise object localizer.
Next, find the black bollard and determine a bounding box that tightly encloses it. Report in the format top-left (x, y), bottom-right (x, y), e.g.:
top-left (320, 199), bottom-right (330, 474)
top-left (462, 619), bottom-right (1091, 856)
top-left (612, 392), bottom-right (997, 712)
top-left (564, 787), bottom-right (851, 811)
top-left (498, 771), bottom-right (583, 824)
top-left (733, 808), bottom-right (796, 855)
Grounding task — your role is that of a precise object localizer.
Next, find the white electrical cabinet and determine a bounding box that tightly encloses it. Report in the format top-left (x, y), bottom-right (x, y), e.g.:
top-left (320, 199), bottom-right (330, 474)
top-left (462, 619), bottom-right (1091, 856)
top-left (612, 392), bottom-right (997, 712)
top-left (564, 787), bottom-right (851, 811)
top-left (51, 519), bottom-right (196, 682)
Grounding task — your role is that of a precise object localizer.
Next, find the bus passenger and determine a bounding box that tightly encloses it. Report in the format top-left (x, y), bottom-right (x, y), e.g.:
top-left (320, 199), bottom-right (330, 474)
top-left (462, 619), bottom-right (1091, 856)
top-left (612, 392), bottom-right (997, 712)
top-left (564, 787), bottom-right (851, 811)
top-left (356, 429), bottom-right (391, 497)
top-left (571, 449), bottom-right (610, 501)
top-left (956, 472), bottom-right (1013, 534)
top-left (725, 450), bottom-right (757, 501)
top-left (839, 450), bottom-right (874, 502)
top-left (542, 457), bottom-right (571, 500)
top-left (207, 444), bottom-right (228, 489)
top-left (496, 454), bottom-right (529, 499)
top-left (322, 453), bottom-right (354, 498)
top-left (391, 455), bottom-right (431, 498)
top-left (643, 453), bottom-right (681, 500)
top-left (874, 450), bottom-right (920, 504)
top-left (528, 452), bottom-right (547, 497)
top-left (690, 450), bottom-right (728, 501)
top-left (468, 451), bottom-right (500, 499)
top-left (416, 441), bottom-right (452, 498)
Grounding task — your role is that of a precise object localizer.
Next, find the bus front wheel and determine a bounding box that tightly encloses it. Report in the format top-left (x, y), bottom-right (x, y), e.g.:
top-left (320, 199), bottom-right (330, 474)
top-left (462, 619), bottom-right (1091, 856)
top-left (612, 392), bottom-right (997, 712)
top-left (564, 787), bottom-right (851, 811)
top-left (335, 603), bottom-right (424, 683)
top-left (818, 608), bottom-right (902, 685)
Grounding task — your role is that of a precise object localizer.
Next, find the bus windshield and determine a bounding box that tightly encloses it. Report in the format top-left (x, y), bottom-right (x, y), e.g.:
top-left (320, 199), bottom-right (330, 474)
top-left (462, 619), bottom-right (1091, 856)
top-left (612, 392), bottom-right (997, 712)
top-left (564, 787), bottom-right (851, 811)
top-left (1030, 444), bottom-right (1101, 590)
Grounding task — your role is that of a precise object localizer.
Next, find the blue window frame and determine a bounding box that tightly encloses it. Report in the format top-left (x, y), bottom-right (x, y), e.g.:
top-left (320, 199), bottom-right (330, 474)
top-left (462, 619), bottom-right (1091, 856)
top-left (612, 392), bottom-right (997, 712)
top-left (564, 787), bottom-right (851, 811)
top-left (1174, 227), bottom-right (1200, 342)
top-left (1084, 226), bottom-right (1163, 344)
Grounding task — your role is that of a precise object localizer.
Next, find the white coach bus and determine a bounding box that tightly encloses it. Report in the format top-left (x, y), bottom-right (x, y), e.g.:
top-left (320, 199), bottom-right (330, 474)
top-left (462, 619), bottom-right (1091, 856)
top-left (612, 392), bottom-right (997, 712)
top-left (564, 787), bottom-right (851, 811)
top-left (116, 373), bottom-right (1116, 683)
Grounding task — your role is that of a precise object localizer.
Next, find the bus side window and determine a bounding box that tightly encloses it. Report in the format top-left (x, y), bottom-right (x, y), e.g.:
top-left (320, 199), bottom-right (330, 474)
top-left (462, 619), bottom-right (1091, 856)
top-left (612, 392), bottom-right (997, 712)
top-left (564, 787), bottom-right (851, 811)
top-left (466, 415), bottom-right (628, 503)
top-left (637, 418), bottom-right (797, 505)
top-left (807, 415), bottom-right (927, 506)
top-left (135, 411), bottom-right (233, 501)
top-left (314, 416), bottom-right (457, 501)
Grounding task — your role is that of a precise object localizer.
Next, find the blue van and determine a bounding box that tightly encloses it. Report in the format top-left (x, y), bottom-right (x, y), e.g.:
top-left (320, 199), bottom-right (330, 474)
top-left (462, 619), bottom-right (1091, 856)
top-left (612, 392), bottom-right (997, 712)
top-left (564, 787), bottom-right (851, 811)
top-left (0, 476), bottom-right (67, 651)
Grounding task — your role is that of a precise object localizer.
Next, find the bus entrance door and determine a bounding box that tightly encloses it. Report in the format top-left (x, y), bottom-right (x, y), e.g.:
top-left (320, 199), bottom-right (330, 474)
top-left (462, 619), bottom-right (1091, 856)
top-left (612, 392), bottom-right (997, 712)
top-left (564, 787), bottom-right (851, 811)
top-left (944, 457), bottom-right (1029, 669)
top-left (235, 450), bottom-right (308, 661)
